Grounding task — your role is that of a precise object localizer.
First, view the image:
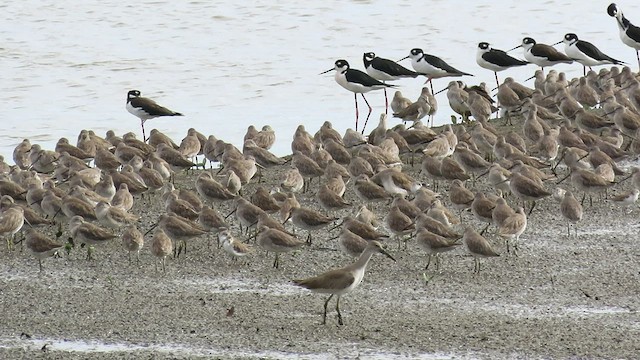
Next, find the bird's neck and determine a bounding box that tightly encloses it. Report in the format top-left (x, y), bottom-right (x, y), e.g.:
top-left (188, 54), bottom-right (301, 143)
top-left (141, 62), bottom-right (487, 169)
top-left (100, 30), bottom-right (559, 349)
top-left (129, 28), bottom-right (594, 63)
top-left (350, 248), bottom-right (375, 271)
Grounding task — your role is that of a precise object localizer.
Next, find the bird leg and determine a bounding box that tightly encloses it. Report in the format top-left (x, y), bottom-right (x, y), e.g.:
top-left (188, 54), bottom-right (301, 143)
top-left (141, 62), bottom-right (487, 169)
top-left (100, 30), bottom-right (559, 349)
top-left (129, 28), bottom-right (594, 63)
top-left (141, 120), bottom-right (147, 143)
top-left (162, 257), bottom-right (167, 275)
top-left (354, 93), bottom-right (359, 132)
top-left (527, 201), bottom-right (537, 216)
top-left (38, 259), bottom-right (43, 273)
top-left (636, 50), bottom-right (640, 72)
top-left (86, 246), bottom-right (95, 260)
top-left (336, 296), bottom-right (343, 325)
top-left (273, 253), bottom-right (279, 268)
top-left (425, 254), bottom-right (432, 270)
top-left (479, 223), bottom-right (490, 236)
top-left (360, 94), bottom-right (373, 134)
top-left (383, 87), bottom-right (389, 115)
top-left (322, 294), bottom-right (334, 325)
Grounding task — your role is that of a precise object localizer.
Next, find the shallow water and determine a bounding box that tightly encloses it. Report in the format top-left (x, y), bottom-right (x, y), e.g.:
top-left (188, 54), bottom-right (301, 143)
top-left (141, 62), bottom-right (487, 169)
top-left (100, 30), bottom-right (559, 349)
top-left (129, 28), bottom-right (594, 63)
top-left (1, 1), bottom-right (638, 160)
top-left (0, 336), bottom-right (470, 358)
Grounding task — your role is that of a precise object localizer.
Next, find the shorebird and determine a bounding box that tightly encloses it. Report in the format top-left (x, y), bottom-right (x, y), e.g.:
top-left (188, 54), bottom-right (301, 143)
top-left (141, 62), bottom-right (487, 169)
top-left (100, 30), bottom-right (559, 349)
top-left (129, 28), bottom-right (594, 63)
top-left (158, 213), bottom-right (206, 256)
top-left (151, 228), bottom-right (173, 274)
top-left (509, 37), bottom-right (573, 71)
top-left (392, 87), bottom-right (434, 125)
top-left (317, 184), bottom-right (351, 212)
top-left (25, 228), bottom-right (64, 272)
top-left (232, 197), bottom-right (267, 235)
top-left (292, 152), bottom-right (324, 192)
top-left (293, 240), bottom-right (394, 325)
top-left (399, 48), bottom-right (473, 94)
top-left (492, 197), bottom-right (515, 230)
top-left (218, 228), bottom-right (251, 261)
top-left (199, 205), bottom-right (229, 248)
top-left (178, 128), bottom-right (202, 162)
top-left (112, 183), bottom-right (134, 212)
top-left (435, 81), bottom-right (471, 121)
top-left (609, 188), bottom-right (640, 209)
top-left (555, 33), bottom-right (624, 75)
top-left (509, 171), bottom-right (551, 214)
top-left (560, 191), bottom-right (583, 237)
top-left (61, 195), bottom-right (96, 220)
top-left (415, 228), bottom-right (461, 270)
top-left (476, 42), bottom-right (529, 89)
top-left (386, 205), bottom-right (415, 248)
top-left (68, 215), bottom-right (117, 260)
top-left (337, 227), bottom-right (369, 258)
top-left (453, 143), bottom-right (491, 182)
top-left (280, 166), bottom-right (304, 193)
top-left (250, 186), bottom-right (281, 214)
top-left (13, 139), bottom-right (32, 170)
top-left (341, 216), bottom-right (388, 241)
top-left (463, 227), bottom-right (499, 274)
top-left (95, 201), bottom-right (139, 228)
top-left (354, 174), bottom-right (392, 202)
top-left (126, 90), bottom-right (183, 141)
top-left (498, 207), bottom-right (527, 255)
top-left (122, 225), bottom-right (144, 264)
top-left (363, 52), bottom-right (420, 113)
top-left (321, 59), bottom-right (394, 132)
top-left (195, 172), bottom-right (236, 203)
top-left (372, 168), bottom-right (422, 197)
top-left (355, 205), bottom-right (380, 229)
top-left (148, 128), bottom-right (179, 150)
top-left (607, 3), bottom-right (640, 69)
top-left (471, 192), bottom-right (496, 231)
top-left (561, 166), bottom-right (614, 206)
top-left (257, 225), bottom-right (305, 268)
top-left (449, 179), bottom-right (474, 220)
top-left (288, 205), bottom-right (338, 244)
top-left (390, 91), bottom-right (413, 114)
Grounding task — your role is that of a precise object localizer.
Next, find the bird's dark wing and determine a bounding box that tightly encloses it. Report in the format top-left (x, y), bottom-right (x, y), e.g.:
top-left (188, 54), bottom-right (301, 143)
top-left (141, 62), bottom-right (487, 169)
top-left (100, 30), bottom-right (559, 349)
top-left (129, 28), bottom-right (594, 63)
top-left (575, 40), bottom-right (624, 64)
top-left (530, 44), bottom-right (573, 62)
top-left (622, 16), bottom-right (640, 42)
top-left (372, 57), bottom-right (419, 77)
top-left (130, 97), bottom-right (183, 116)
top-left (422, 54), bottom-right (473, 76)
top-left (345, 69), bottom-right (394, 88)
top-left (484, 49), bottom-right (528, 67)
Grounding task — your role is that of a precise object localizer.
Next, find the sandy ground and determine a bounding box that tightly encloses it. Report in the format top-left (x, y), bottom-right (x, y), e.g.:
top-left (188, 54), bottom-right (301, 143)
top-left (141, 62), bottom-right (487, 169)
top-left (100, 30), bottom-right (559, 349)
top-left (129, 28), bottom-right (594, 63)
top-left (1, 119), bottom-right (639, 359)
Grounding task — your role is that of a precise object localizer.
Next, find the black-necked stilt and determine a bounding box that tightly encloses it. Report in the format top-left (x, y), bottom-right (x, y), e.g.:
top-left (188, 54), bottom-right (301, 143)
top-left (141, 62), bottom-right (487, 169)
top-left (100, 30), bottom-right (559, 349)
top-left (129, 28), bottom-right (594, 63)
top-left (363, 52), bottom-right (420, 114)
top-left (126, 90), bottom-right (183, 142)
top-left (508, 37), bottom-right (573, 72)
top-left (320, 59), bottom-right (394, 133)
top-left (476, 42), bottom-right (529, 90)
top-left (553, 33), bottom-right (624, 75)
top-left (607, 3), bottom-right (640, 69)
top-left (398, 48), bottom-right (473, 93)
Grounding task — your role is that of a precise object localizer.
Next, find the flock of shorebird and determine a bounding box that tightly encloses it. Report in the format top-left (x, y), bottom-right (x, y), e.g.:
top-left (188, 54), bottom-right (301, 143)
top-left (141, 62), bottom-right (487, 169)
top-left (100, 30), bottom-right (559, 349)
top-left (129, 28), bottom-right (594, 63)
top-left (3, 2), bottom-right (640, 326)
top-left (321, 3), bottom-right (640, 133)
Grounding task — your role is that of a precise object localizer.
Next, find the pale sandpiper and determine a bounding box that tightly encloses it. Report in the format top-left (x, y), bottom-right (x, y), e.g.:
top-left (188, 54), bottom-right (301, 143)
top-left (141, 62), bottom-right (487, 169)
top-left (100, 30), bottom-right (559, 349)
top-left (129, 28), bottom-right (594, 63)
top-left (292, 240), bottom-right (394, 325)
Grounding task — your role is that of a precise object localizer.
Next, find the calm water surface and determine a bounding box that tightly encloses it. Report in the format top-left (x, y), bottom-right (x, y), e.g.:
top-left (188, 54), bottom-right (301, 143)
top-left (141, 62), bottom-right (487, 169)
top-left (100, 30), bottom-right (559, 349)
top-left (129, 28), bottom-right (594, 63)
top-left (1, 0), bottom-right (638, 160)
